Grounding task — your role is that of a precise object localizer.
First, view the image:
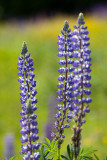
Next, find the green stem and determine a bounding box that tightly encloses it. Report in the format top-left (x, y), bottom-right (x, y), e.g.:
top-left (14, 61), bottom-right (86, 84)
top-left (58, 146), bottom-right (60, 159)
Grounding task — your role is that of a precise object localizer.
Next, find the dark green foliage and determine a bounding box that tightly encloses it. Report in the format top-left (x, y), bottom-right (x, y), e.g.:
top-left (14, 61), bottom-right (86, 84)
top-left (77, 146), bottom-right (97, 160)
top-left (61, 144), bottom-right (73, 160)
top-left (61, 145), bottom-right (98, 160)
top-left (8, 143), bottom-right (107, 160)
top-left (39, 145), bottom-right (49, 160)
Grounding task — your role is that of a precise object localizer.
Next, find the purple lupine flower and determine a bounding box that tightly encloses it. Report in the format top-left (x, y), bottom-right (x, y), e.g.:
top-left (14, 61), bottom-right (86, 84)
top-left (4, 133), bottom-right (14, 159)
top-left (17, 42), bottom-right (40, 160)
top-left (71, 13), bottom-right (92, 158)
top-left (53, 21), bottom-right (76, 148)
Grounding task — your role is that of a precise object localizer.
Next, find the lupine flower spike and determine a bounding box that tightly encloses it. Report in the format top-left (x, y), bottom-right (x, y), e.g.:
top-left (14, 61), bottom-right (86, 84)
top-left (52, 21), bottom-right (79, 158)
top-left (17, 42), bottom-right (40, 160)
top-left (71, 13), bottom-right (92, 159)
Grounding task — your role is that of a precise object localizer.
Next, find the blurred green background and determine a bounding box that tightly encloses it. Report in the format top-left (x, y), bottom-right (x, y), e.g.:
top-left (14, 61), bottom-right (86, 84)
top-left (0, 12), bottom-right (107, 159)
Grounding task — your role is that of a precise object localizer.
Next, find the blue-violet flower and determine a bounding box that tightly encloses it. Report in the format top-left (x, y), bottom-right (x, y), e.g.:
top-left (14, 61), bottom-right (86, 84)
top-left (53, 21), bottom-right (77, 148)
top-left (17, 42), bottom-right (40, 160)
top-left (71, 13), bottom-right (92, 158)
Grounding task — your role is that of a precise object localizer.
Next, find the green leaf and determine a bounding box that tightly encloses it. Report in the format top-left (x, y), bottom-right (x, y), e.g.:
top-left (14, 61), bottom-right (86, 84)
top-left (46, 152), bottom-right (55, 158)
top-left (83, 156), bottom-right (95, 160)
top-left (67, 144), bottom-right (74, 160)
top-left (80, 147), bottom-right (84, 154)
top-left (53, 155), bottom-right (59, 160)
top-left (9, 156), bottom-right (14, 160)
top-left (44, 149), bottom-right (50, 157)
top-left (94, 154), bottom-right (99, 160)
top-left (53, 140), bottom-right (58, 150)
top-left (42, 142), bottom-right (51, 149)
top-left (80, 147), bottom-right (97, 157)
top-left (61, 155), bottom-right (69, 160)
top-left (67, 144), bottom-right (70, 157)
top-left (40, 145), bottom-right (44, 156)
top-left (8, 154), bottom-right (15, 160)
top-left (44, 137), bottom-right (51, 146)
top-left (51, 139), bottom-right (55, 149)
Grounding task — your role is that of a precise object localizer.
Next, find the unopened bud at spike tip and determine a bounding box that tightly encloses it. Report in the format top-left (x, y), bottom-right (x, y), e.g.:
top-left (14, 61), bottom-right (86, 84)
top-left (62, 20), bottom-right (69, 32)
top-left (20, 41), bottom-right (28, 55)
top-left (79, 13), bottom-right (84, 18)
top-left (77, 12), bottom-right (85, 25)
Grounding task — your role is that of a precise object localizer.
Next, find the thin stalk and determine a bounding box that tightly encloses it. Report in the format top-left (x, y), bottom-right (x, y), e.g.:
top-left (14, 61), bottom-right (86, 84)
top-left (58, 147), bottom-right (60, 159)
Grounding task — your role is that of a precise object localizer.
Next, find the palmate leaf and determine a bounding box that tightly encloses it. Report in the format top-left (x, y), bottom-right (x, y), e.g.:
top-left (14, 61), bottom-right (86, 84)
top-left (42, 142), bottom-right (51, 149)
top-left (44, 137), bottom-right (51, 146)
top-left (41, 137), bottom-right (58, 159)
top-left (39, 144), bottom-right (50, 160)
top-left (46, 152), bottom-right (58, 160)
top-left (79, 146), bottom-right (97, 157)
top-left (46, 152), bottom-right (55, 158)
top-left (44, 149), bottom-right (50, 157)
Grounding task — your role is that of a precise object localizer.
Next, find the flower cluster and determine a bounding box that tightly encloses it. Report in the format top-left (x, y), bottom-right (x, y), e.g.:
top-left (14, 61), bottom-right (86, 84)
top-left (53, 13), bottom-right (92, 156)
top-left (17, 42), bottom-right (40, 160)
top-left (17, 12), bottom-right (92, 160)
top-left (52, 21), bottom-right (80, 147)
top-left (70, 13), bottom-right (92, 158)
